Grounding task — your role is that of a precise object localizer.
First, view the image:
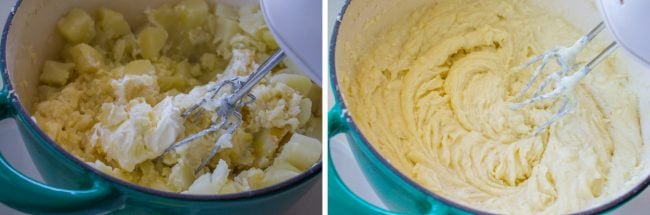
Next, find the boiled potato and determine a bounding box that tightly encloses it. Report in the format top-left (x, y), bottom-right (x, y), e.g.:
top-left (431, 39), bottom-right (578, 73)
top-left (183, 159), bottom-right (229, 194)
top-left (219, 180), bottom-right (240, 194)
top-left (69, 43), bottom-right (104, 74)
top-left (261, 161), bottom-right (300, 187)
top-left (40, 120), bottom-right (63, 140)
top-left (145, 3), bottom-right (176, 29)
top-left (234, 168), bottom-right (264, 190)
top-left (40, 61), bottom-right (75, 86)
top-left (261, 30), bottom-right (279, 50)
top-left (124, 60), bottom-right (155, 75)
top-left (277, 133), bottom-right (321, 171)
top-left (238, 5), bottom-right (265, 36)
top-left (138, 26), bottom-right (168, 59)
top-left (214, 18), bottom-right (242, 58)
top-left (253, 128), bottom-right (289, 168)
top-left (96, 8), bottom-right (131, 43)
top-left (158, 76), bottom-right (192, 92)
top-left (199, 53), bottom-right (219, 71)
top-left (306, 85), bottom-right (322, 115)
top-left (198, 53), bottom-right (228, 82)
top-left (168, 161), bottom-right (195, 191)
top-left (270, 73), bottom-right (313, 96)
top-left (297, 98), bottom-right (312, 126)
top-left (174, 0), bottom-right (209, 28)
top-left (57, 9), bottom-right (96, 44)
top-left (112, 35), bottom-right (138, 61)
top-left (215, 3), bottom-right (238, 20)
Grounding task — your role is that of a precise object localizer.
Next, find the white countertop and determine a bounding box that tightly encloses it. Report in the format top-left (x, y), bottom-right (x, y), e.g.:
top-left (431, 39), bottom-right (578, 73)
top-left (327, 0), bottom-right (650, 214)
top-left (0, 1), bottom-right (320, 214)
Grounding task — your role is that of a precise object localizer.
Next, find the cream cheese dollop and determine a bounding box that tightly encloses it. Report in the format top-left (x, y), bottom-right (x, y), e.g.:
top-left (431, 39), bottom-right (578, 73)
top-left (90, 96), bottom-right (184, 171)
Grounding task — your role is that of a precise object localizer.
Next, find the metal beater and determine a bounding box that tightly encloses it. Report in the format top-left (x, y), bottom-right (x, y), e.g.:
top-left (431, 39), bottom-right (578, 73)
top-left (156, 0), bottom-right (322, 173)
top-left (511, 22), bottom-right (618, 134)
top-left (161, 50), bottom-right (285, 173)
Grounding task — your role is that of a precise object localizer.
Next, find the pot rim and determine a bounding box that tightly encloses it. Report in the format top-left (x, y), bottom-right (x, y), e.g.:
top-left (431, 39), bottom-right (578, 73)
top-left (329, 0), bottom-right (650, 214)
top-left (0, 0), bottom-right (322, 201)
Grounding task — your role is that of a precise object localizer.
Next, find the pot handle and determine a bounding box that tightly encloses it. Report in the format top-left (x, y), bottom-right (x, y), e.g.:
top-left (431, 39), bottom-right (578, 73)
top-left (328, 103), bottom-right (400, 214)
top-left (0, 74), bottom-right (112, 212)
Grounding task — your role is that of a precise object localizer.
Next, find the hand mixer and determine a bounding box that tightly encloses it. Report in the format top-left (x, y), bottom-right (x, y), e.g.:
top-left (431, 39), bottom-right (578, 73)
top-left (160, 0), bottom-right (322, 173)
top-left (512, 0), bottom-right (650, 134)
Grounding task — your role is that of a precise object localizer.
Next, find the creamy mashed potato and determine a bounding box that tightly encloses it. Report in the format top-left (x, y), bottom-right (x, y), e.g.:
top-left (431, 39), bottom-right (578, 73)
top-left (33, 0), bottom-right (321, 194)
top-left (341, 0), bottom-right (644, 213)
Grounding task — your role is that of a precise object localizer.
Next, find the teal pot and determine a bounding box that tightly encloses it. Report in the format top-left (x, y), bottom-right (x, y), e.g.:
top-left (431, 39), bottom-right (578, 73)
top-left (0, 0), bottom-right (321, 214)
top-left (328, 0), bottom-right (650, 214)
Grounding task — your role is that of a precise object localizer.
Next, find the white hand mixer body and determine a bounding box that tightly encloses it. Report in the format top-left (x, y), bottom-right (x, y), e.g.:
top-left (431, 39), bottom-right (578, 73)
top-left (512, 0), bottom-right (649, 134)
top-left (161, 0), bottom-right (321, 173)
top-left (600, 0), bottom-right (650, 67)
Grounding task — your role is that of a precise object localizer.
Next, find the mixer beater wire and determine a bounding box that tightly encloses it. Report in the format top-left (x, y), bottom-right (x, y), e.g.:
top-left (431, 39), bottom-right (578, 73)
top-left (512, 22), bottom-right (618, 134)
top-left (160, 50), bottom-right (286, 173)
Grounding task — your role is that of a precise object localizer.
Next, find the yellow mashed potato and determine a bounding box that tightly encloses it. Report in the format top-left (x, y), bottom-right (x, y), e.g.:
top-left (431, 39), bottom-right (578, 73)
top-left (33, 0), bottom-right (322, 194)
top-left (342, 0), bottom-right (644, 213)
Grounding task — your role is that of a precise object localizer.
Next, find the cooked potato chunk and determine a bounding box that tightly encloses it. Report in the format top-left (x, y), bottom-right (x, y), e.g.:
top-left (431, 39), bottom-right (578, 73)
top-left (57, 9), bottom-right (96, 44)
top-left (215, 3), bottom-right (238, 20)
top-left (261, 30), bottom-right (279, 50)
top-left (307, 85), bottom-right (322, 114)
top-left (145, 3), bottom-right (176, 29)
top-left (168, 162), bottom-right (194, 191)
top-left (270, 73), bottom-right (313, 96)
top-left (235, 168), bottom-right (265, 190)
top-left (124, 60), bottom-right (155, 75)
top-left (69, 43), bottom-right (103, 74)
top-left (96, 8), bottom-right (131, 42)
top-left (158, 76), bottom-right (192, 92)
top-left (40, 61), bottom-right (75, 86)
top-left (138, 26), bottom-right (168, 59)
top-left (200, 53), bottom-right (218, 71)
top-left (238, 5), bottom-right (265, 36)
top-left (253, 128), bottom-right (289, 168)
top-left (214, 18), bottom-right (242, 57)
top-left (277, 133), bottom-right (321, 171)
top-left (297, 98), bottom-right (312, 126)
top-left (183, 159), bottom-right (229, 194)
top-left (219, 180), bottom-right (240, 194)
top-left (261, 161), bottom-right (300, 187)
top-left (112, 35), bottom-right (137, 61)
top-left (174, 0), bottom-right (209, 28)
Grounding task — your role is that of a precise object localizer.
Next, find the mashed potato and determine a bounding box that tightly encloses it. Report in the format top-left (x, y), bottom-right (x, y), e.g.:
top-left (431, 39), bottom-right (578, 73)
top-left (341, 0), bottom-right (644, 213)
top-left (33, 0), bottom-right (321, 194)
